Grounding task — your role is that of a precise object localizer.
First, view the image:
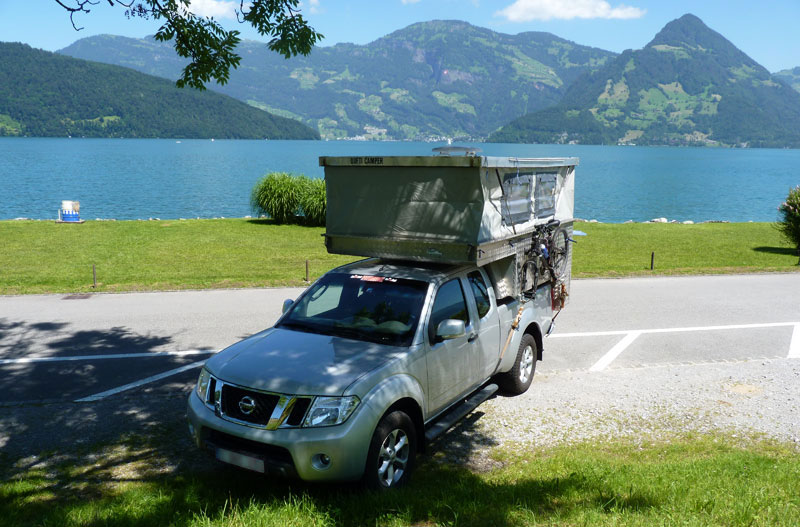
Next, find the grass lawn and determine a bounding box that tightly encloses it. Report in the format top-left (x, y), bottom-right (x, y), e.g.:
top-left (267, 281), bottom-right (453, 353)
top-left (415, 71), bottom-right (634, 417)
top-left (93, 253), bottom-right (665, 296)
top-left (0, 219), bottom-right (797, 295)
top-left (2, 434), bottom-right (798, 526)
top-left (572, 222), bottom-right (799, 277)
top-left (0, 219), bottom-right (353, 294)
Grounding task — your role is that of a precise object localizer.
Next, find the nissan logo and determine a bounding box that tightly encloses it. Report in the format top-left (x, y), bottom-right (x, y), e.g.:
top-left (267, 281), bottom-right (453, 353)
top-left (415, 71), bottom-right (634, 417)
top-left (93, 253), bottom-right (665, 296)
top-left (238, 396), bottom-right (257, 415)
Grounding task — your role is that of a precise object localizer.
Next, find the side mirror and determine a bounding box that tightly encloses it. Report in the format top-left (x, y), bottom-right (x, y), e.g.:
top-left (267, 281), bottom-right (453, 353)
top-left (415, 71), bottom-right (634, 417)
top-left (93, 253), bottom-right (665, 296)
top-left (436, 319), bottom-right (466, 341)
top-left (282, 299), bottom-right (294, 314)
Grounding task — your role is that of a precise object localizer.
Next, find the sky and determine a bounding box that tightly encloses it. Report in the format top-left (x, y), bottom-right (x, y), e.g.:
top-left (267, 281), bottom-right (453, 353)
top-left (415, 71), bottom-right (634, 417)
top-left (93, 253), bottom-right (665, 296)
top-left (1, 0), bottom-right (799, 72)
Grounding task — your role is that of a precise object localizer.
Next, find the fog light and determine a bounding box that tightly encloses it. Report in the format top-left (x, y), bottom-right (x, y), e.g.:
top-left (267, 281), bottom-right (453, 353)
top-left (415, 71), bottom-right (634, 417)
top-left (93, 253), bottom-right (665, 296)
top-left (311, 453), bottom-right (331, 470)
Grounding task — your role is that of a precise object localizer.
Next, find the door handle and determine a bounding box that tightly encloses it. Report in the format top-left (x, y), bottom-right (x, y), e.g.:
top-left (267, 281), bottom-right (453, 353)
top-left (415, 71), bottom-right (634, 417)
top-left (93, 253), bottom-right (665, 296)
top-left (467, 333), bottom-right (478, 343)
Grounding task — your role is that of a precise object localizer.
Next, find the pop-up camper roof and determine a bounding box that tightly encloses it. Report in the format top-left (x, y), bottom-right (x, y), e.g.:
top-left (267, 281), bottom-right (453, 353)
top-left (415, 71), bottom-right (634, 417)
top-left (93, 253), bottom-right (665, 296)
top-left (320, 154), bottom-right (577, 266)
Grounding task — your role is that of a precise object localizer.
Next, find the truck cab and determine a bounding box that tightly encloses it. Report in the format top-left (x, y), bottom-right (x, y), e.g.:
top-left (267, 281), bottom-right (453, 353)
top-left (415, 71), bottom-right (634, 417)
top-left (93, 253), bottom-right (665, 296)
top-left (187, 257), bottom-right (551, 487)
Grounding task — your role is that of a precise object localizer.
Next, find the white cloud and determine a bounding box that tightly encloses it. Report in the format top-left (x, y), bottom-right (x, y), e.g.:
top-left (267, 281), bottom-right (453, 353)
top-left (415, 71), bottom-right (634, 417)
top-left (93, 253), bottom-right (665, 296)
top-left (496, 0), bottom-right (645, 22)
top-left (401, 0), bottom-right (422, 4)
top-left (188, 0), bottom-right (239, 20)
top-left (308, 0), bottom-right (322, 14)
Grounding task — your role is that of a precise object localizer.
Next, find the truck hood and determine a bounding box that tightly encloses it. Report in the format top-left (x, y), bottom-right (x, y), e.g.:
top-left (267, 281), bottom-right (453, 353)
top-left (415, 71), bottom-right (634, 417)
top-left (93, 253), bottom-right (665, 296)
top-left (205, 327), bottom-right (406, 395)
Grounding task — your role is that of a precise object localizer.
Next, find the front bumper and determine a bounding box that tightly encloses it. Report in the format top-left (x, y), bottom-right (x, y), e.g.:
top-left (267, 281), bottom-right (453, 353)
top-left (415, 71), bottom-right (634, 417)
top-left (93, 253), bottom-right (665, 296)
top-left (187, 392), bottom-right (378, 482)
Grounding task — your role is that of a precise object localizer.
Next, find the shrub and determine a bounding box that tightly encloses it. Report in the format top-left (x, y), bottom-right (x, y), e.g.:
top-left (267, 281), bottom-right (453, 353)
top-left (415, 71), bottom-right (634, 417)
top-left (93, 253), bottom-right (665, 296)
top-left (777, 186), bottom-right (800, 262)
top-left (299, 177), bottom-right (326, 226)
top-left (250, 172), bottom-right (304, 223)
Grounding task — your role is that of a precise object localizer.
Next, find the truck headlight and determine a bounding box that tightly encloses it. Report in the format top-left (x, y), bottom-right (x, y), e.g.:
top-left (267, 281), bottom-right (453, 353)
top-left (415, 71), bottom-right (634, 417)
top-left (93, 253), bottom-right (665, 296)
top-left (304, 396), bottom-right (359, 427)
top-left (196, 368), bottom-right (212, 401)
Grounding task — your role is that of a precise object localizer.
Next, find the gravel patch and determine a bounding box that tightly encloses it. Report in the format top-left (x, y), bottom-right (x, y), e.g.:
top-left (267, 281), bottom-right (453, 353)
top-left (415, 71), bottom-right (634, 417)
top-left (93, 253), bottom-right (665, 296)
top-left (434, 358), bottom-right (800, 470)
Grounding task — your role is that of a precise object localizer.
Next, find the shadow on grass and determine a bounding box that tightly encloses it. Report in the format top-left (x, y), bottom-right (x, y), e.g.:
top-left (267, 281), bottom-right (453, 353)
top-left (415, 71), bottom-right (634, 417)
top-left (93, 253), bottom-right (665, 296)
top-left (245, 218), bottom-right (324, 228)
top-left (245, 218), bottom-right (279, 226)
top-left (1, 431), bottom-right (660, 527)
top-left (752, 246), bottom-right (799, 258)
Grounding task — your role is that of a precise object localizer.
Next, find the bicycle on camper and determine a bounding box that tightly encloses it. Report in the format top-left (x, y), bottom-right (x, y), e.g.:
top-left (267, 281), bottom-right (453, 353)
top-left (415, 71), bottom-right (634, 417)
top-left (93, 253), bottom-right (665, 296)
top-left (520, 219), bottom-right (571, 304)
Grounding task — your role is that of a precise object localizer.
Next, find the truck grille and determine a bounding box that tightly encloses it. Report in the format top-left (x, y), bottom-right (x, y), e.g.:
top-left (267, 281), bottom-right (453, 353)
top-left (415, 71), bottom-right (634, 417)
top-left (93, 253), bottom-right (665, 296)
top-left (221, 385), bottom-right (280, 425)
top-left (214, 381), bottom-right (313, 430)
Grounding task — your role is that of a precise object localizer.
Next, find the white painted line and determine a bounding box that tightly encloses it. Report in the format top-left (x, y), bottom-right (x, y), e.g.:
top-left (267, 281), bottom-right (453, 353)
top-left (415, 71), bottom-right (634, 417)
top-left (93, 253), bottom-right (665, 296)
top-left (789, 324), bottom-right (800, 359)
top-left (0, 349), bottom-right (216, 365)
top-left (75, 360), bottom-right (207, 402)
top-left (550, 321), bottom-right (800, 339)
top-left (589, 331), bottom-right (641, 372)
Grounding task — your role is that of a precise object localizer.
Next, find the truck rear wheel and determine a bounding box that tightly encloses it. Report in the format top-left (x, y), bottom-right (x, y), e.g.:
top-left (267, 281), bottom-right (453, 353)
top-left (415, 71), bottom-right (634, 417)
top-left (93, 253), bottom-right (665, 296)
top-left (364, 410), bottom-right (416, 489)
top-left (498, 333), bottom-right (537, 395)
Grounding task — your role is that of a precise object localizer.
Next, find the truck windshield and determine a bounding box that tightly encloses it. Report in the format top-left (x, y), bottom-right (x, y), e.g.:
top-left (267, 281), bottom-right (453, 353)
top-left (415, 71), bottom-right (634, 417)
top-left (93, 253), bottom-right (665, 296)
top-left (277, 273), bottom-right (429, 346)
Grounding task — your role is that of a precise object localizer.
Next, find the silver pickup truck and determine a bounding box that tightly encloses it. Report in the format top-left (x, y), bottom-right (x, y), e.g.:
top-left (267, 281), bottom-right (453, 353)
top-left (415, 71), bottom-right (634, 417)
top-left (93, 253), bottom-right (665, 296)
top-left (188, 152), bottom-right (576, 489)
top-left (187, 257), bottom-right (554, 488)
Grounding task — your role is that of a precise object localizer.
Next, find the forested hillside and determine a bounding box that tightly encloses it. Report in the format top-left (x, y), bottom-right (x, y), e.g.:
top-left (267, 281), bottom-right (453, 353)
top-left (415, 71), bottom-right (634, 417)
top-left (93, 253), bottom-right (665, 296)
top-left (491, 14), bottom-right (800, 148)
top-left (60, 21), bottom-right (616, 140)
top-left (0, 43), bottom-right (319, 139)
top-left (774, 67), bottom-right (800, 93)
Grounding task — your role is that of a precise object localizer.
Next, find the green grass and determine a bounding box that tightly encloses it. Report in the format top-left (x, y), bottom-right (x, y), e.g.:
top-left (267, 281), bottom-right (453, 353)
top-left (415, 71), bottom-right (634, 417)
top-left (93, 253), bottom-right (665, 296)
top-left (572, 221), bottom-right (799, 277)
top-left (0, 219), bottom-right (353, 295)
top-left (0, 219), bottom-right (797, 295)
top-left (2, 434), bottom-right (798, 526)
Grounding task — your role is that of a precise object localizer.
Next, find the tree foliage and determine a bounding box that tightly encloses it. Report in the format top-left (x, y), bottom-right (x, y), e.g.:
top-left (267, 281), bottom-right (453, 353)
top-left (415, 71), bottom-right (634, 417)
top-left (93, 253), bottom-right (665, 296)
top-left (54, 0), bottom-right (322, 89)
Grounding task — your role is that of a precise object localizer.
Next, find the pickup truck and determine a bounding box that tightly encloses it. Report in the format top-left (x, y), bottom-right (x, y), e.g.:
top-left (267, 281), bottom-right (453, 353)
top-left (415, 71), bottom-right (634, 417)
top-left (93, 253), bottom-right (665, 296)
top-left (186, 256), bottom-right (554, 488)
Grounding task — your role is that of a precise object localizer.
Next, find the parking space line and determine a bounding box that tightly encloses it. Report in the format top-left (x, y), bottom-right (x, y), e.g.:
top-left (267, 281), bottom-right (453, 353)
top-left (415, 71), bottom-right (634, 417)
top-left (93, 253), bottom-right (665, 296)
top-left (790, 324), bottom-right (800, 359)
top-left (0, 349), bottom-right (216, 365)
top-left (550, 321), bottom-right (800, 338)
top-left (589, 331), bottom-right (641, 372)
top-left (75, 360), bottom-right (207, 403)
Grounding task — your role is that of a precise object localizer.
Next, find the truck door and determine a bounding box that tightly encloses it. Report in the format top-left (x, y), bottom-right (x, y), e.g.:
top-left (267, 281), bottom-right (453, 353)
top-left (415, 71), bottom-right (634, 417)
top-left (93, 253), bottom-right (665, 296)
top-left (466, 270), bottom-right (502, 379)
top-left (425, 278), bottom-right (475, 415)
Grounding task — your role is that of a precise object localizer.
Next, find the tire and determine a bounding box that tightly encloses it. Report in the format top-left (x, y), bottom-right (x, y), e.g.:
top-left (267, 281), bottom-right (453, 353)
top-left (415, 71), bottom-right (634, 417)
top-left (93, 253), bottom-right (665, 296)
top-left (364, 410), bottom-right (416, 489)
top-left (550, 228), bottom-right (569, 280)
top-left (497, 333), bottom-right (537, 395)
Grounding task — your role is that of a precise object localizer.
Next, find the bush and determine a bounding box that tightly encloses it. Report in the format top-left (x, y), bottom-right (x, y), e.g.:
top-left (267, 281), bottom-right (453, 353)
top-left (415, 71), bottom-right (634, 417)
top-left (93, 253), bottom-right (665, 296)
top-left (250, 172), bottom-right (304, 223)
top-left (299, 177), bottom-right (326, 226)
top-left (250, 172), bottom-right (327, 225)
top-left (777, 186), bottom-right (800, 262)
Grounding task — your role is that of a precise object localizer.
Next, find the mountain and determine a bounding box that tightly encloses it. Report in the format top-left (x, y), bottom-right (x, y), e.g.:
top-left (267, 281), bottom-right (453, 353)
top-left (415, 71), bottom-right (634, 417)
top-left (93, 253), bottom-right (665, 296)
top-left (59, 21), bottom-right (616, 140)
top-left (774, 67), bottom-right (800, 93)
top-left (0, 42), bottom-right (318, 139)
top-left (490, 14), bottom-right (800, 148)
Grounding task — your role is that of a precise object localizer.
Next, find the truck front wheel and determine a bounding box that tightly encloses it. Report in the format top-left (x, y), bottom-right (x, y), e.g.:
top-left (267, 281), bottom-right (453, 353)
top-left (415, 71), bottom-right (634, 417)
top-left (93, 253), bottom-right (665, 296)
top-left (364, 410), bottom-right (417, 489)
top-left (498, 333), bottom-right (537, 395)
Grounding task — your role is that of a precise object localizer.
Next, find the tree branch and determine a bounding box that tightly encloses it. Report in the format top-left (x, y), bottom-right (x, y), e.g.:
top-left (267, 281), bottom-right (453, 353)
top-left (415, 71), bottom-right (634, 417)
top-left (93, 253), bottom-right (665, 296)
top-left (54, 0), bottom-right (321, 88)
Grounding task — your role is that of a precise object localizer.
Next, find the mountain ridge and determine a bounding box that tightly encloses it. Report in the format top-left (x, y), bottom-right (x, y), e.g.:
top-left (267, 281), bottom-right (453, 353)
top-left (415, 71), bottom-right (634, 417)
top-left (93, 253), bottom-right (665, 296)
top-left (0, 42), bottom-right (319, 139)
top-left (490, 14), bottom-right (800, 147)
top-left (774, 67), bottom-right (800, 93)
top-left (59, 20), bottom-right (616, 140)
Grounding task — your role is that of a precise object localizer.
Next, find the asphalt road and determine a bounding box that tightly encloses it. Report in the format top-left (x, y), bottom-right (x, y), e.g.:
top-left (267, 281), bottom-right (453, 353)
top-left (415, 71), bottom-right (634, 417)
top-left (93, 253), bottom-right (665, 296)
top-left (1, 274), bottom-right (798, 408)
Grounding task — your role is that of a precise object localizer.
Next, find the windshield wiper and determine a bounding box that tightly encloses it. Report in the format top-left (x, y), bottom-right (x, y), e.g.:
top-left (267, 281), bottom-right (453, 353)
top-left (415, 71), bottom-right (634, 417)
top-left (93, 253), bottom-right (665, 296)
top-left (277, 321), bottom-right (328, 336)
top-left (330, 325), bottom-right (368, 340)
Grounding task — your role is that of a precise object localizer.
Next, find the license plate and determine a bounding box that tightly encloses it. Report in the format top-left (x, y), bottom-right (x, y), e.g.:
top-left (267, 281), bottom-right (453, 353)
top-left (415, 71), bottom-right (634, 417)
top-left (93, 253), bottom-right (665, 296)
top-left (215, 447), bottom-right (265, 473)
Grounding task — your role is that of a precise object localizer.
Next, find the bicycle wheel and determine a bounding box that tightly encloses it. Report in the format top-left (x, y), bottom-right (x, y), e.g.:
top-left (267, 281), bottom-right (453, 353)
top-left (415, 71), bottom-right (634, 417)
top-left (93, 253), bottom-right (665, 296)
top-left (549, 228), bottom-right (569, 279)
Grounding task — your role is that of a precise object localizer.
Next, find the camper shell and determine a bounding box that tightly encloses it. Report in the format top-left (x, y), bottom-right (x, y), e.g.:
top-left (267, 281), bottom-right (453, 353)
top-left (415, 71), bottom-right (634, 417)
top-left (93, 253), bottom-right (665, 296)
top-left (321, 153), bottom-right (577, 299)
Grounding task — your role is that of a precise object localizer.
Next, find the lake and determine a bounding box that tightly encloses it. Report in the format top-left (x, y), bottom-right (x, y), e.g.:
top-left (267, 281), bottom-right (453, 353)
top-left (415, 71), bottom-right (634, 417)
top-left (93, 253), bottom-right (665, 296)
top-left (1, 138), bottom-right (797, 223)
